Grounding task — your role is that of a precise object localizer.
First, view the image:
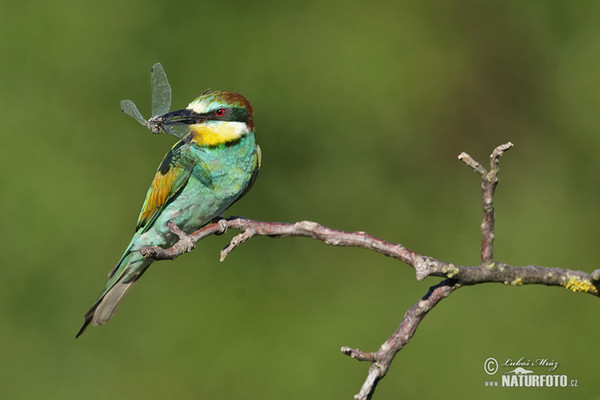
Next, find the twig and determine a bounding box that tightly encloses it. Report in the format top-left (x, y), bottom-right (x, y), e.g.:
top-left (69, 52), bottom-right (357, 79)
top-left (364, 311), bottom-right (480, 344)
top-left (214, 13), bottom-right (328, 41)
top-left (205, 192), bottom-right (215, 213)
top-left (342, 279), bottom-right (457, 400)
top-left (459, 142), bottom-right (513, 265)
top-left (139, 142), bottom-right (598, 400)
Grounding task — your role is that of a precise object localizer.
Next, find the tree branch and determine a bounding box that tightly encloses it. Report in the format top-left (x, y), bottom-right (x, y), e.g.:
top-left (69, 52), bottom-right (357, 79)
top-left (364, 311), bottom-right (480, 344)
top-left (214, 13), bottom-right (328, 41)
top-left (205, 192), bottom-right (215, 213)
top-left (342, 279), bottom-right (457, 400)
top-left (139, 142), bottom-right (600, 400)
top-left (140, 217), bottom-right (599, 297)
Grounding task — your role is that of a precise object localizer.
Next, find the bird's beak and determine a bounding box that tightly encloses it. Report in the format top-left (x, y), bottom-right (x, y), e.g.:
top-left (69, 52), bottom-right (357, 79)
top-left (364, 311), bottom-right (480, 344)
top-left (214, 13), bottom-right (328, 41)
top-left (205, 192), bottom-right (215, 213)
top-left (156, 109), bottom-right (205, 126)
top-left (147, 109), bottom-right (206, 139)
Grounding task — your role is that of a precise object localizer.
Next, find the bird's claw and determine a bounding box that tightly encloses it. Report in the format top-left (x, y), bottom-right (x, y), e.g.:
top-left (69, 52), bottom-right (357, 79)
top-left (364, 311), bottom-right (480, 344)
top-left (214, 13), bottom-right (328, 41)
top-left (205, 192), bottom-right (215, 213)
top-left (217, 218), bottom-right (228, 235)
top-left (209, 217), bottom-right (229, 235)
top-left (180, 235), bottom-right (195, 253)
top-left (167, 221), bottom-right (196, 253)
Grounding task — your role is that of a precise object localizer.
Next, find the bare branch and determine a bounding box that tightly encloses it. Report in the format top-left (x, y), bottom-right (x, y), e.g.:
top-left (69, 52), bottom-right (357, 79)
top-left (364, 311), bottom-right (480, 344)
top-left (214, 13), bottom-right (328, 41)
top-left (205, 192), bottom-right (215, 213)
top-left (340, 347), bottom-right (377, 362)
top-left (490, 141), bottom-right (514, 170)
top-left (342, 279), bottom-right (457, 400)
top-left (220, 229), bottom-right (255, 261)
top-left (458, 152), bottom-right (486, 177)
top-left (137, 142), bottom-right (598, 400)
top-left (460, 141), bottom-right (513, 265)
top-left (141, 217), bottom-right (599, 297)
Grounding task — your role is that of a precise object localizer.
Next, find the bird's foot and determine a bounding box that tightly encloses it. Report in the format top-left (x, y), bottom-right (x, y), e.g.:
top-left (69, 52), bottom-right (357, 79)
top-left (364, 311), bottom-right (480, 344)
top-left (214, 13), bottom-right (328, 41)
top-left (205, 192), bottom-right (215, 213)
top-left (180, 235), bottom-right (195, 253)
top-left (210, 217), bottom-right (229, 235)
top-left (167, 221), bottom-right (196, 253)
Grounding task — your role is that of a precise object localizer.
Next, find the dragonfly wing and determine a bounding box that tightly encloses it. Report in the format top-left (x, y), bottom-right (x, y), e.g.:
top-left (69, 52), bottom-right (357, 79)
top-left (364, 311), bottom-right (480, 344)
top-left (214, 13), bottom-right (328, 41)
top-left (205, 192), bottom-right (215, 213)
top-left (162, 124), bottom-right (190, 140)
top-left (120, 99), bottom-right (147, 126)
top-left (151, 63), bottom-right (172, 117)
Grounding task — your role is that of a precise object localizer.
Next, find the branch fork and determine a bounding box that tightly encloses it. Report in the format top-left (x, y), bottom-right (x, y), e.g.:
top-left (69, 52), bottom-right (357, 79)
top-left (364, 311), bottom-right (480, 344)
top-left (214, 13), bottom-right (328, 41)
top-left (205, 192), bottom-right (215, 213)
top-left (459, 141), bottom-right (513, 265)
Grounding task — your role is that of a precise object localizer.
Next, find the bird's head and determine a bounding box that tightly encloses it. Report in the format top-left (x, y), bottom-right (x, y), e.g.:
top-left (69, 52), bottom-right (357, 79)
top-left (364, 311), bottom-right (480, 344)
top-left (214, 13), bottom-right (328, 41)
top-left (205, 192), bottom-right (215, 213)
top-left (158, 90), bottom-right (254, 146)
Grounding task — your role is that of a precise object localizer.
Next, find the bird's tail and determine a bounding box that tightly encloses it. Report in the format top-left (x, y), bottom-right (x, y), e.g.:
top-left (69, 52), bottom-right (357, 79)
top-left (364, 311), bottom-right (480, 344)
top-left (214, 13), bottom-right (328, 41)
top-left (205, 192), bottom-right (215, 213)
top-left (76, 250), bottom-right (153, 337)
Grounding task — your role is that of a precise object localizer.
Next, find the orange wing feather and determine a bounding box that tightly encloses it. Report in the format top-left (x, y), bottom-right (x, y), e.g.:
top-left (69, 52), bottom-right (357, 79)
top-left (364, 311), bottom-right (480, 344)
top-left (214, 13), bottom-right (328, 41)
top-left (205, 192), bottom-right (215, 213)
top-left (136, 165), bottom-right (190, 232)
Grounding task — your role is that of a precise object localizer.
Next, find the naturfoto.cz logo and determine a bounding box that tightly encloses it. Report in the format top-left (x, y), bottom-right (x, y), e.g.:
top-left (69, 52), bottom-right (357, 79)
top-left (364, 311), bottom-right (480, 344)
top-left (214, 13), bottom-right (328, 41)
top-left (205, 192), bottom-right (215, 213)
top-left (483, 357), bottom-right (578, 388)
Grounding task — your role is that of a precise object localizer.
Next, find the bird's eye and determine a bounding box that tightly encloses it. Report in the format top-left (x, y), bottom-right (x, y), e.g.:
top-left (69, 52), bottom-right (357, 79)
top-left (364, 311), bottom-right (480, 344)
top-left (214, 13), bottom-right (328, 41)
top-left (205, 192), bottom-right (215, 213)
top-left (215, 109), bottom-right (225, 117)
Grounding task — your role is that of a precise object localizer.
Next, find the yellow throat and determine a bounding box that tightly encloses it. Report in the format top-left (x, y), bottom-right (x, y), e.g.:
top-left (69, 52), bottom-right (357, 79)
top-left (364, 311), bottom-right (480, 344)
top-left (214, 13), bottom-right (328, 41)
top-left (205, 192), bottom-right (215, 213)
top-left (189, 121), bottom-right (249, 146)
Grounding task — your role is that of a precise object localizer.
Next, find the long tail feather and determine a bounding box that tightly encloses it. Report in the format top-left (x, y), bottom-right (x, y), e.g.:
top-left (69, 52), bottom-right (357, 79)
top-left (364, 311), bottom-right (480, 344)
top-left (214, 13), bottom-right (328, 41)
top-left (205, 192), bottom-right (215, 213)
top-left (92, 279), bottom-right (138, 325)
top-left (76, 252), bottom-right (152, 337)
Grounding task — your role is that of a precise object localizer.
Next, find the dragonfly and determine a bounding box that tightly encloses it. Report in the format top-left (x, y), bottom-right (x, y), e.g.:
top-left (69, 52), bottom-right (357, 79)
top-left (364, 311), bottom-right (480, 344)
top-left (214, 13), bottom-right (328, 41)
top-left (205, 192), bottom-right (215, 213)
top-left (120, 63), bottom-right (189, 139)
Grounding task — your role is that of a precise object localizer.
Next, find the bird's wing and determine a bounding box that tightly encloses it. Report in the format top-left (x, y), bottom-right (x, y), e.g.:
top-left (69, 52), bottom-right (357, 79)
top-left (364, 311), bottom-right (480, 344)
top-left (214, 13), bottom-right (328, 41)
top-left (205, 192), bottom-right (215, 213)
top-left (231, 144), bottom-right (261, 207)
top-left (135, 141), bottom-right (192, 232)
top-left (242, 143), bottom-right (261, 197)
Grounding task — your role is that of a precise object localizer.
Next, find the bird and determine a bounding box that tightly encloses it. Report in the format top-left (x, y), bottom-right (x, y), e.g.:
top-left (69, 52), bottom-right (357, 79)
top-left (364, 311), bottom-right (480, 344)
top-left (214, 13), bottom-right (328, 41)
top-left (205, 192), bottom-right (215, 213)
top-left (77, 90), bottom-right (261, 337)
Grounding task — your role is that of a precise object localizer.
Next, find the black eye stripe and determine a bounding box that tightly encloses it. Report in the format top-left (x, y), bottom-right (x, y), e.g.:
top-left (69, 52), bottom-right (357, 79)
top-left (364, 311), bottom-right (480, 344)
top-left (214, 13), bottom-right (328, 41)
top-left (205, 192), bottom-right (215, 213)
top-left (204, 107), bottom-right (250, 123)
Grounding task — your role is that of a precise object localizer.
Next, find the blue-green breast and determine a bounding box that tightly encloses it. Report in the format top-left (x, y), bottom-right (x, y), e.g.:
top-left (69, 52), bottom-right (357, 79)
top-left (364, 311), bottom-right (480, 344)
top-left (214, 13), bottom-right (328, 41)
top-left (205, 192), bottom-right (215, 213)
top-left (135, 133), bottom-right (258, 248)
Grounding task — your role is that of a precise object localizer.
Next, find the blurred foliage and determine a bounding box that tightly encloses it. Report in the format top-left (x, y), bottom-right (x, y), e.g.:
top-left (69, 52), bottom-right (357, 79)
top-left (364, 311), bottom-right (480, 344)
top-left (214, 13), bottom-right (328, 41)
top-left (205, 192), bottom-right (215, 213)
top-left (1, 0), bottom-right (599, 398)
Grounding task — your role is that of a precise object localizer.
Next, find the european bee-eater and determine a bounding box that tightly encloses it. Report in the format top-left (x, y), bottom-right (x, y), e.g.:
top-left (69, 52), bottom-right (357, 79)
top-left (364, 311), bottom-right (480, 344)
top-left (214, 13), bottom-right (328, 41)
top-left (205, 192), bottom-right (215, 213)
top-left (77, 90), bottom-right (261, 337)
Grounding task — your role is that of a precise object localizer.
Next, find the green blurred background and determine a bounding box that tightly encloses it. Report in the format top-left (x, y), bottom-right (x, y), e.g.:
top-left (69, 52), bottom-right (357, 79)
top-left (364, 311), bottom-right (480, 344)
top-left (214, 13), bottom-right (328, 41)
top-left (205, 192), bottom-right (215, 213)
top-left (1, 0), bottom-right (599, 398)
